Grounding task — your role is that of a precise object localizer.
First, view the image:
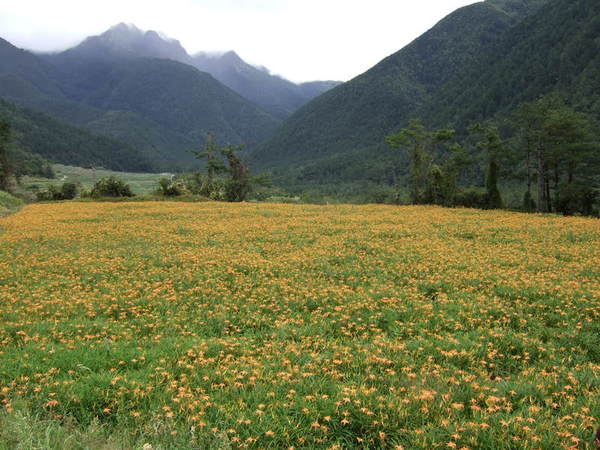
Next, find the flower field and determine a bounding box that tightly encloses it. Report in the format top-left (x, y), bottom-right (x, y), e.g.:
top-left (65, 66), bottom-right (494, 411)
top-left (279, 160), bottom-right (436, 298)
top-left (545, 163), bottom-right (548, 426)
top-left (0, 202), bottom-right (599, 449)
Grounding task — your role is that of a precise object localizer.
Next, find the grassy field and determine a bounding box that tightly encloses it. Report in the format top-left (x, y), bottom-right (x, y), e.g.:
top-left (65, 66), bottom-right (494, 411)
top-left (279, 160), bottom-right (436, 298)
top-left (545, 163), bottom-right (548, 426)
top-left (21, 165), bottom-right (170, 196)
top-left (0, 202), bottom-right (599, 449)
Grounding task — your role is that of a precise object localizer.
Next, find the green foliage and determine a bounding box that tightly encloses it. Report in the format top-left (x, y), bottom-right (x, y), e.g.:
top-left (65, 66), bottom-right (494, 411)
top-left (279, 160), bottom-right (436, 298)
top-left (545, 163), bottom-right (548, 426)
top-left (89, 176), bottom-right (134, 198)
top-left (555, 184), bottom-right (599, 216)
top-left (36, 183), bottom-right (79, 201)
top-left (222, 146), bottom-right (250, 202)
top-left (522, 190), bottom-right (536, 212)
top-left (0, 98), bottom-right (153, 172)
top-left (0, 190), bottom-right (25, 215)
top-left (155, 177), bottom-right (187, 197)
top-left (0, 118), bottom-right (12, 191)
top-left (512, 93), bottom-right (599, 214)
top-left (453, 187), bottom-right (490, 209)
top-left (387, 120), bottom-right (464, 206)
top-left (469, 123), bottom-right (507, 209)
top-left (189, 136), bottom-right (252, 202)
top-left (485, 159), bottom-right (504, 209)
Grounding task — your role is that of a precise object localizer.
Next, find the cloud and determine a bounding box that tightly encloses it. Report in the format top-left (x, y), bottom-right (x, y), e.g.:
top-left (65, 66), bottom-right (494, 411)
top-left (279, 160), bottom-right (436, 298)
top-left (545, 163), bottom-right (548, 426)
top-left (0, 0), bottom-right (476, 82)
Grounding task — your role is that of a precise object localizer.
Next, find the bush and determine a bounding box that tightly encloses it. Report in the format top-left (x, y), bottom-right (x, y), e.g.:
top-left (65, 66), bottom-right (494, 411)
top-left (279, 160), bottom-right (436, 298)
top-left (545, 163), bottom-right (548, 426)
top-left (90, 177), bottom-right (134, 198)
top-left (0, 190), bottom-right (25, 213)
top-left (556, 184), bottom-right (598, 216)
top-left (156, 178), bottom-right (187, 197)
top-left (453, 187), bottom-right (489, 209)
top-left (36, 183), bottom-right (79, 201)
top-left (60, 183), bottom-right (78, 200)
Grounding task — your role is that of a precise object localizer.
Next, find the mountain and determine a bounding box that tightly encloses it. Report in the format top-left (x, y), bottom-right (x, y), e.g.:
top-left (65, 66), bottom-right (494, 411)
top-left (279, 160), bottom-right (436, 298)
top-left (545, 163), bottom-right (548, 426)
top-left (420, 0), bottom-right (600, 129)
top-left (192, 51), bottom-right (341, 119)
top-left (0, 36), bottom-right (96, 121)
top-left (54, 23), bottom-right (190, 64)
top-left (0, 98), bottom-right (153, 172)
top-left (298, 81), bottom-right (342, 99)
top-left (0, 31), bottom-right (282, 171)
top-left (251, 0), bottom-right (550, 187)
top-left (53, 57), bottom-right (280, 149)
top-left (54, 24), bottom-right (340, 119)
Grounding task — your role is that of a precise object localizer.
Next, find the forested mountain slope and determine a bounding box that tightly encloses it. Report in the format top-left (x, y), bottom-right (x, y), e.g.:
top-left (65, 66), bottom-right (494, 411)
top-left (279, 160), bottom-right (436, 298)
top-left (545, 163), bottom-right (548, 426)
top-left (420, 0), bottom-right (600, 129)
top-left (192, 51), bottom-right (340, 119)
top-left (251, 0), bottom-right (550, 188)
top-left (0, 98), bottom-right (153, 172)
top-left (0, 34), bottom-right (281, 171)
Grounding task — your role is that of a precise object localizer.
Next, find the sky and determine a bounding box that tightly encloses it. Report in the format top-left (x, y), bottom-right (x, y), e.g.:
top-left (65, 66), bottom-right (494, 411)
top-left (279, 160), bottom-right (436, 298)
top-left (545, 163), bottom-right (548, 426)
top-left (0, 0), bottom-right (477, 83)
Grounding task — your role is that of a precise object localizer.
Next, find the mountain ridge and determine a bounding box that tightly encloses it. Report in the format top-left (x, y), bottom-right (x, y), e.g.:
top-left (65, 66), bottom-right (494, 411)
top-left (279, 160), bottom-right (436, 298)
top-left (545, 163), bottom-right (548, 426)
top-left (249, 0), bottom-right (555, 189)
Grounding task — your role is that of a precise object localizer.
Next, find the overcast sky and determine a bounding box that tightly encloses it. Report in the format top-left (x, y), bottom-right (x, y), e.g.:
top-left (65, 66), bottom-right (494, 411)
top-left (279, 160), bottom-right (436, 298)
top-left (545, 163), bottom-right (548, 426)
top-left (0, 0), bottom-right (477, 83)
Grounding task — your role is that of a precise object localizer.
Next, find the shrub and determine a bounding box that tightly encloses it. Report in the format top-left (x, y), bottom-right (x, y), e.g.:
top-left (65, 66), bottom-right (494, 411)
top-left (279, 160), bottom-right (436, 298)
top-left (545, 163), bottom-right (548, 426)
top-left (453, 187), bottom-right (489, 209)
top-left (60, 183), bottom-right (78, 200)
top-left (556, 184), bottom-right (598, 216)
top-left (90, 177), bottom-right (134, 198)
top-left (156, 178), bottom-right (187, 197)
top-left (36, 183), bottom-right (79, 201)
top-left (0, 190), bottom-right (25, 213)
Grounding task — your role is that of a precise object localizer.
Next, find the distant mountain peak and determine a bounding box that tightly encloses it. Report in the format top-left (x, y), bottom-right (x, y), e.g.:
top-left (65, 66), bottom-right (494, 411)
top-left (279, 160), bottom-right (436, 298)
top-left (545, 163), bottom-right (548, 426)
top-left (108, 23), bottom-right (142, 33)
top-left (70, 23), bottom-right (190, 63)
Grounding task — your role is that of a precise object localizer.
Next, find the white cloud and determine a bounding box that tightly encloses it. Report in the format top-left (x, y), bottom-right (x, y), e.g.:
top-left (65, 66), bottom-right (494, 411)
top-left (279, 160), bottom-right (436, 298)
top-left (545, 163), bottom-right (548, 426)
top-left (0, 0), bottom-right (477, 82)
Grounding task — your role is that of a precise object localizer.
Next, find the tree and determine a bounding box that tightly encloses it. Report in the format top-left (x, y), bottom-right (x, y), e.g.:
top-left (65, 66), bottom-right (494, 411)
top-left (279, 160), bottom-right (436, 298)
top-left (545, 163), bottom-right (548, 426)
top-left (189, 133), bottom-right (255, 202)
top-left (222, 146), bottom-right (250, 202)
top-left (513, 93), bottom-right (598, 214)
top-left (386, 119), bottom-right (455, 204)
top-left (190, 132), bottom-right (226, 197)
top-left (0, 120), bottom-right (13, 191)
top-left (468, 123), bottom-right (506, 209)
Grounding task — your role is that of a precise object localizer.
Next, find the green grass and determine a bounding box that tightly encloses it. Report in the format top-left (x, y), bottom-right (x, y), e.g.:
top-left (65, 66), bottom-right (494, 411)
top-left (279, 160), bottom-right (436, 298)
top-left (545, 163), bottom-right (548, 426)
top-left (0, 203), bottom-right (599, 449)
top-left (21, 165), bottom-right (171, 196)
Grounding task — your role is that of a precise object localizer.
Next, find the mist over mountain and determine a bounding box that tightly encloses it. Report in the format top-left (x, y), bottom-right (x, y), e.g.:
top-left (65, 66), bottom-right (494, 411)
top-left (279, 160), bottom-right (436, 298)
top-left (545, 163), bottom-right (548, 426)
top-left (50, 24), bottom-right (340, 119)
top-left (57, 23), bottom-right (190, 63)
top-left (192, 51), bottom-right (341, 119)
top-left (0, 28), bottom-right (284, 171)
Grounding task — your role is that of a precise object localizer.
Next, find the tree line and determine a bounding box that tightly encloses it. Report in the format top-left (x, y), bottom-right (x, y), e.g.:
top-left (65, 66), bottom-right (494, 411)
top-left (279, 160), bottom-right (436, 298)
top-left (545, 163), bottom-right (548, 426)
top-left (387, 93), bottom-right (600, 216)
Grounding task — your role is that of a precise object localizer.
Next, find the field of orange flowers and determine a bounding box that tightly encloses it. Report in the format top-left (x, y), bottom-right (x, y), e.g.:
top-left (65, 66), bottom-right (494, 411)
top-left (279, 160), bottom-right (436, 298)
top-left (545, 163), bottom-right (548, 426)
top-left (0, 202), bottom-right (599, 449)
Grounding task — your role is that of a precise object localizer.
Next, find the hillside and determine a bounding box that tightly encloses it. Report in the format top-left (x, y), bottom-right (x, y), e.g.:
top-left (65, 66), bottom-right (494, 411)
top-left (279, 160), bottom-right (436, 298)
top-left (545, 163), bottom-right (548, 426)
top-left (192, 51), bottom-right (341, 119)
top-left (50, 56), bottom-right (281, 150)
top-left (420, 0), bottom-right (600, 129)
top-left (53, 24), bottom-right (340, 119)
top-left (0, 34), bottom-right (282, 171)
top-left (0, 98), bottom-right (154, 172)
top-left (251, 0), bottom-right (550, 188)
